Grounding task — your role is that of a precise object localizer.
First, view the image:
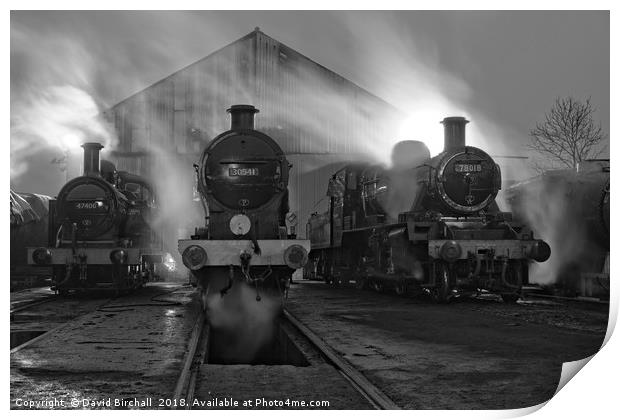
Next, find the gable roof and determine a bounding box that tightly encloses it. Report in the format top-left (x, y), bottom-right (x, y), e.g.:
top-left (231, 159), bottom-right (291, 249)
top-left (110, 28), bottom-right (396, 112)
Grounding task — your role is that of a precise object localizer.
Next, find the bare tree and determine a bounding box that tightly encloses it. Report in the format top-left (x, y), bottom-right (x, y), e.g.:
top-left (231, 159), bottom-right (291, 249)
top-left (528, 97), bottom-right (606, 171)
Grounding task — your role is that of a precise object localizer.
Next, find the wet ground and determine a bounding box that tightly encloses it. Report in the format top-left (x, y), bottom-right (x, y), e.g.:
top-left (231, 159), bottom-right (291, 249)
top-left (10, 282), bottom-right (200, 409)
top-left (194, 321), bottom-right (372, 409)
top-left (285, 281), bottom-right (608, 410)
top-left (10, 280), bottom-right (609, 410)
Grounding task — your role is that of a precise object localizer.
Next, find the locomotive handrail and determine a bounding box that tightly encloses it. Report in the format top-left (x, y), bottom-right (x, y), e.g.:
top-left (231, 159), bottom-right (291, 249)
top-left (218, 159), bottom-right (277, 164)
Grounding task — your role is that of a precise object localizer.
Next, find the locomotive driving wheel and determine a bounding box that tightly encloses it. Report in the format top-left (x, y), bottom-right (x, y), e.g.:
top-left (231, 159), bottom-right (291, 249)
top-left (370, 278), bottom-right (385, 293)
top-left (432, 261), bottom-right (453, 303)
top-left (394, 278), bottom-right (408, 296)
top-left (335, 269), bottom-right (352, 288)
top-left (199, 285), bottom-right (209, 313)
top-left (500, 261), bottom-right (523, 303)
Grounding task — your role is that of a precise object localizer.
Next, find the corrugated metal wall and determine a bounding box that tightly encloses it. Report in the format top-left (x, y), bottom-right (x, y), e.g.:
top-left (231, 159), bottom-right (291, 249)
top-left (106, 30), bottom-right (401, 238)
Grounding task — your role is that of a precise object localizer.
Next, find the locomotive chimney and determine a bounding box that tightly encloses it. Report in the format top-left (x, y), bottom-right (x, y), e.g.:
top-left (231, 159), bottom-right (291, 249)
top-left (441, 116), bottom-right (469, 151)
top-left (81, 142), bottom-right (104, 176)
top-left (227, 104), bottom-right (259, 131)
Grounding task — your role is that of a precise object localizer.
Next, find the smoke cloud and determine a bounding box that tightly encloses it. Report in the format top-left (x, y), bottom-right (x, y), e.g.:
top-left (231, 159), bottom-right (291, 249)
top-left (11, 11), bottom-right (609, 197)
top-left (11, 85), bottom-right (117, 178)
top-left (11, 19), bottom-right (117, 185)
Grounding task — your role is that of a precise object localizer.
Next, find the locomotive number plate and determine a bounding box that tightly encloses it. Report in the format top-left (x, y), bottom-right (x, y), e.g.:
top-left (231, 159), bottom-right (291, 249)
top-left (454, 163), bottom-right (482, 173)
top-left (229, 168), bottom-right (259, 176)
top-left (73, 201), bottom-right (105, 210)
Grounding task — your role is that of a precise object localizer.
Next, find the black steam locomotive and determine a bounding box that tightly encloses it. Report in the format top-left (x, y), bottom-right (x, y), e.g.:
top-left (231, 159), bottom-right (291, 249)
top-left (178, 105), bottom-right (310, 309)
top-left (307, 117), bottom-right (551, 302)
top-left (28, 142), bottom-right (164, 295)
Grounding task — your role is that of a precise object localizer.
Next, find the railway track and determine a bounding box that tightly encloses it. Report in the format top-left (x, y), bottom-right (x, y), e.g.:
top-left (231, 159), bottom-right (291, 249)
top-left (173, 308), bottom-right (400, 410)
top-left (522, 291), bottom-right (609, 305)
top-left (10, 295), bottom-right (58, 316)
top-left (172, 312), bottom-right (208, 408)
top-left (283, 309), bottom-right (400, 410)
top-left (11, 297), bottom-right (116, 354)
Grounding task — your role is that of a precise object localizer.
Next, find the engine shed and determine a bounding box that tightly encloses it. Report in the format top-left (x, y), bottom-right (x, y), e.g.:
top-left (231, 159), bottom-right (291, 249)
top-left (104, 28), bottom-right (401, 242)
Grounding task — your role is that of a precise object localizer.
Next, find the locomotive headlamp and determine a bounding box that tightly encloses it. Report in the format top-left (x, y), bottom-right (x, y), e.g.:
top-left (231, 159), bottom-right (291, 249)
top-left (283, 244), bottom-right (309, 269)
top-left (182, 245), bottom-right (208, 270)
top-left (528, 240), bottom-right (551, 263)
top-left (109, 249), bottom-right (128, 264)
top-left (440, 241), bottom-right (462, 263)
top-left (230, 214), bottom-right (252, 236)
top-left (32, 248), bottom-right (52, 265)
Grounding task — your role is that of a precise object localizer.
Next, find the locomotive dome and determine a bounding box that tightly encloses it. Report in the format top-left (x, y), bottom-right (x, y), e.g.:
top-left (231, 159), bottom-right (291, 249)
top-left (198, 105), bottom-right (290, 211)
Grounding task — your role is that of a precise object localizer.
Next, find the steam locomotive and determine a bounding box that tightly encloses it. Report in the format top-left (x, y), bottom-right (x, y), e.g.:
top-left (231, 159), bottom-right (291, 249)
top-left (28, 142), bottom-right (164, 295)
top-left (505, 160), bottom-right (609, 299)
top-left (178, 105), bottom-right (310, 309)
top-left (307, 117), bottom-right (551, 302)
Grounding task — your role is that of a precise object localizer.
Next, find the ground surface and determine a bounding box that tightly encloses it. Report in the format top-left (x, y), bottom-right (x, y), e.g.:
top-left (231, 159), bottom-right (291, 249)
top-left (10, 280), bottom-right (609, 410)
top-left (11, 282), bottom-right (199, 409)
top-left (285, 281), bottom-right (608, 410)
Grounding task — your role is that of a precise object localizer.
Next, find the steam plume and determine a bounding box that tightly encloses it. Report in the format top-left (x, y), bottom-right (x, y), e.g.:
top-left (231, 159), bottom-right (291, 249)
top-left (206, 282), bottom-right (281, 363)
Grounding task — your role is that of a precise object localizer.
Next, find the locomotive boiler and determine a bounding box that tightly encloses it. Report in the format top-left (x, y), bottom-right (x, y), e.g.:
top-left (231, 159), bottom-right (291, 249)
top-left (307, 117), bottom-right (551, 302)
top-left (178, 105), bottom-right (310, 309)
top-left (28, 142), bottom-right (164, 294)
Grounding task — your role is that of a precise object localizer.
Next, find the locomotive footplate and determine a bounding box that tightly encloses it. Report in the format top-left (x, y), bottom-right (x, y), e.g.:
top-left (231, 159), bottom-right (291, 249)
top-left (427, 239), bottom-right (536, 261)
top-left (27, 247), bottom-right (161, 265)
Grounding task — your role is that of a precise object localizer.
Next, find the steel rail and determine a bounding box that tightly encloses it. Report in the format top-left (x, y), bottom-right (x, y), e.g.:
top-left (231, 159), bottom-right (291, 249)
top-left (172, 312), bottom-right (206, 408)
top-left (283, 308), bottom-right (400, 410)
top-left (10, 295), bottom-right (58, 317)
top-left (522, 292), bottom-right (609, 305)
top-left (10, 297), bottom-right (115, 354)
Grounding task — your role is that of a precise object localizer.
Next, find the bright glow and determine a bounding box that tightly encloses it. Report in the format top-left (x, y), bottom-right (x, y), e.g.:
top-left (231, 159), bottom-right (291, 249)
top-left (398, 110), bottom-right (446, 157)
top-left (163, 253), bottom-right (176, 272)
top-left (396, 96), bottom-right (467, 158)
top-left (11, 85), bottom-right (116, 178)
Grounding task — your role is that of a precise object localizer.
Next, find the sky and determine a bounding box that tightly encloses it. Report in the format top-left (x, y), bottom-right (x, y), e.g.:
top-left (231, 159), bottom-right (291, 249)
top-left (10, 10), bottom-right (610, 195)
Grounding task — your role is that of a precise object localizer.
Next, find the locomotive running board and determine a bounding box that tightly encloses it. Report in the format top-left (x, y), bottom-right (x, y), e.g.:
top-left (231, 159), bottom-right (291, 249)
top-left (427, 239), bottom-right (533, 260)
top-left (178, 239), bottom-right (310, 266)
top-left (27, 247), bottom-right (161, 265)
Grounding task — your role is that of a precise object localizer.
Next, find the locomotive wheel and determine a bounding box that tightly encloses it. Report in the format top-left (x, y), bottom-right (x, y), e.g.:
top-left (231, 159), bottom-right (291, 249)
top-left (199, 286), bottom-right (209, 313)
top-left (371, 279), bottom-right (385, 293)
top-left (557, 262), bottom-right (580, 297)
top-left (501, 261), bottom-right (523, 303)
top-left (355, 276), bottom-right (367, 290)
top-left (394, 278), bottom-right (408, 296)
top-left (501, 293), bottom-right (520, 303)
top-left (432, 262), bottom-right (452, 303)
top-left (336, 273), bottom-right (350, 288)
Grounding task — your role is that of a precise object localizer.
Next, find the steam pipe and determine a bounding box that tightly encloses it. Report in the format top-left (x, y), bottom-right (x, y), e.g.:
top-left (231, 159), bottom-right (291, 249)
top-left (227, 105), bottom-right (259, 131)
top-left (441, 117), bottom-right (469, 151)
top-left (82, 142), bottom-right (104, 176)
top-left (193, 164), bottom-right (210, 232)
